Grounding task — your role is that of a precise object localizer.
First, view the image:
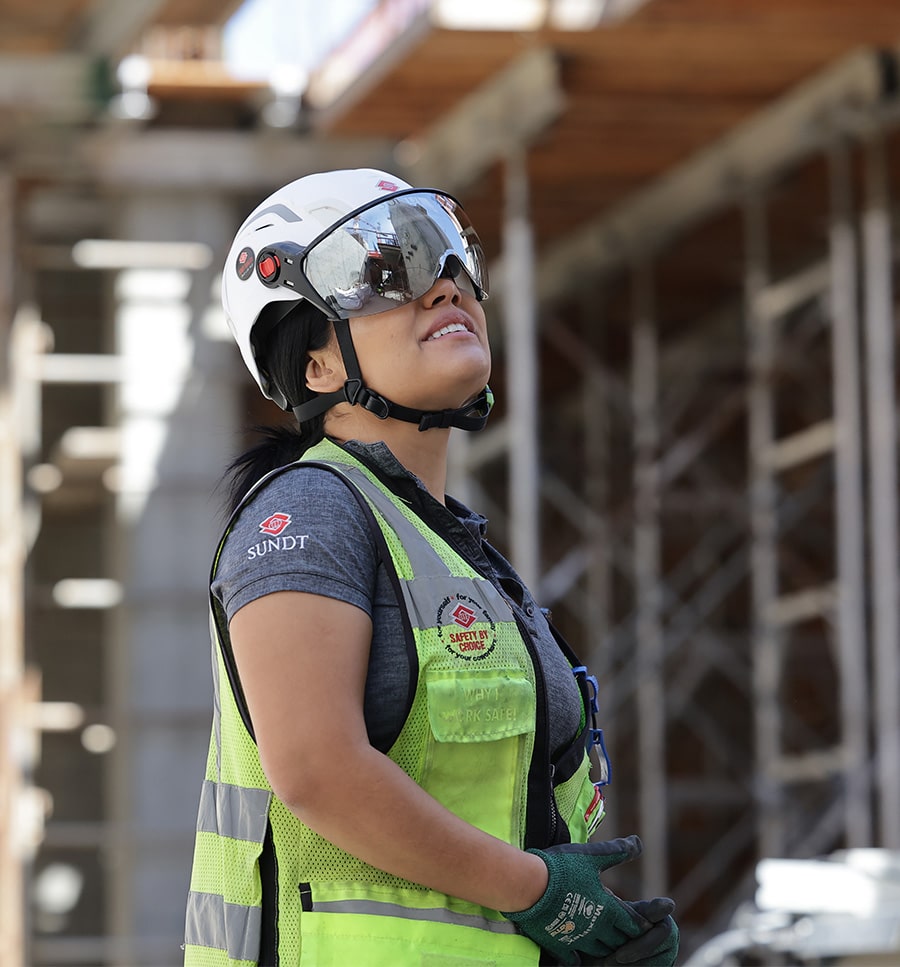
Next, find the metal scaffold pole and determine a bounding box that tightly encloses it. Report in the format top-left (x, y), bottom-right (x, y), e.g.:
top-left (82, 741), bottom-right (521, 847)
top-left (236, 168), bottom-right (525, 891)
top-left (631, 259), bottom-right (667, 895)
top-left (503, 149), bottom-right (541, 590)
top-left (827, 137), bottom-right (872, 848)
top-left (861, 129), bottom-right (900, 849)
top-left (743, 189), bottom-right (785, 860)
top-left (581, 307), bottom-right (614, 693)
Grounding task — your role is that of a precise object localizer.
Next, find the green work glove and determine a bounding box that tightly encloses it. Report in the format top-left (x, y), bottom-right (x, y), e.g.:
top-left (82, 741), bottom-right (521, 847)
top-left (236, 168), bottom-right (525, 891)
top-left (502, 836), bottom-right (678, 966)
top-left (602, 898), bottom-right (679, 965)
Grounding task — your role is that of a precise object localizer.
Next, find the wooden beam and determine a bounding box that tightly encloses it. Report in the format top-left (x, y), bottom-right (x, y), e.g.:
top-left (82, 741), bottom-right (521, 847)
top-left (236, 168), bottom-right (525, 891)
top-left (73, 129), bottom-right (397, 190)
top-left (72, 0), bottom-right (168, 57)
top-left (0, 54), bottom-right (101, 121)
top-left (405, 47), bottom-right (565, 192)
top-left (155, 0), bottom-right (245, 27)
top-left (533, 44), bottom-right (899, 305)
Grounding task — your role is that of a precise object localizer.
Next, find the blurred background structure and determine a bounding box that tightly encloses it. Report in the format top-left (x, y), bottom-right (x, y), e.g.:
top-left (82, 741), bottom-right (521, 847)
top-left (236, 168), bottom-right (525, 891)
top-left (1, 1), bottom-right (899, 963)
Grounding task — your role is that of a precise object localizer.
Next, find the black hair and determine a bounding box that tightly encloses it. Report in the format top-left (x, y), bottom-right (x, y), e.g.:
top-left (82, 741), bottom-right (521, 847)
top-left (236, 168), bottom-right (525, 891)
top-left (222, 299), bottom-right (333, 514)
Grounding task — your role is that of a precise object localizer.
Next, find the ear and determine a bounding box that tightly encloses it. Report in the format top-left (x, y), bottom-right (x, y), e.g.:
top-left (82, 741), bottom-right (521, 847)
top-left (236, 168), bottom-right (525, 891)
top-left (305, 345), bottom-right (346, 394)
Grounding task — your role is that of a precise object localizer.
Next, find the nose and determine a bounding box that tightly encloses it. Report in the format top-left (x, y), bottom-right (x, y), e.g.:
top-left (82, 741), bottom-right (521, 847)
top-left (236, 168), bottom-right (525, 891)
top-left (421, 275), bottom-right (463, 308)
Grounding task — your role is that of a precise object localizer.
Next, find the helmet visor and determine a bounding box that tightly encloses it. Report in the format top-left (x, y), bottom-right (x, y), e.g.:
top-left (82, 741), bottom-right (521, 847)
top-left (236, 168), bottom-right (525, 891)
top-left (302, 190), bottom-right (488, 319)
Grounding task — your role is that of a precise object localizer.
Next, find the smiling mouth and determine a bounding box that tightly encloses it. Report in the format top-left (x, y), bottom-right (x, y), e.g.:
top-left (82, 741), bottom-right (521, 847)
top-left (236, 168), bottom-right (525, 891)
top-left (426, 321), bottom-right (472, 341)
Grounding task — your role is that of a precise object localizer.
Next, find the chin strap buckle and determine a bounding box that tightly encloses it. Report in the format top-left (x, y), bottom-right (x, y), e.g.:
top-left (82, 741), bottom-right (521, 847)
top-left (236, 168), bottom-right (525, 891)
top-left (417, 409), bottom-right (458, 431)
top-left (343, 379), bottom-right (391, 419)
top-left (360, 392), bottom-right (391, 420)
top-left (342, 378), bottom-right (364, 405)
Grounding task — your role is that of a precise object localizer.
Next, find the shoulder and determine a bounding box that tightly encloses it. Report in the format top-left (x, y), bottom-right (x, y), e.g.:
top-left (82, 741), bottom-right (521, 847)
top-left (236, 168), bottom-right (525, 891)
top-left (235, 463), bottom-right (371, 529)
top-left (220, 462), bottom-right (380, 563)
top-left (213, 462), bottom-right (383, 618)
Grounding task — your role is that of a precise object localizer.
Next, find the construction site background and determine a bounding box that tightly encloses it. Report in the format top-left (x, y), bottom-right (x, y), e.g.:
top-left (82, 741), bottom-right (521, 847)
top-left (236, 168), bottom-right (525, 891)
top-left (1, 1), bottom-right (899, 963)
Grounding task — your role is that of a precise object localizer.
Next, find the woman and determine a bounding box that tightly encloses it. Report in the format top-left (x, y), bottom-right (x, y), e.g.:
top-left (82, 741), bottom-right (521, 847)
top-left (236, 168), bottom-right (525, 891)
top-left (184, 169), bottom-right (678, 966)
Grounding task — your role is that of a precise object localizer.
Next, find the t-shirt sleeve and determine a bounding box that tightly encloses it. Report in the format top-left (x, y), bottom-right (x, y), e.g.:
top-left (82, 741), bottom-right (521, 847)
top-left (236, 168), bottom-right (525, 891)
top-left (211, 465), bottom-right (380, 624)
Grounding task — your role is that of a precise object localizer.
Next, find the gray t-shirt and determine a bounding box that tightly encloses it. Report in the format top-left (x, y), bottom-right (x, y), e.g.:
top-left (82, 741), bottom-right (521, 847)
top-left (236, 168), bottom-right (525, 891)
top-left (212, 439), bottom-right (583, 756)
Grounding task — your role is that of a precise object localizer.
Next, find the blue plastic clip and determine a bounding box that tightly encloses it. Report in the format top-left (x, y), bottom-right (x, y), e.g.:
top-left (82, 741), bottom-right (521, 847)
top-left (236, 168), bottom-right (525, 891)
top-left (590, 728), bottom-right (612, 785)
top-left (586, 675), bottom-right (600, 715)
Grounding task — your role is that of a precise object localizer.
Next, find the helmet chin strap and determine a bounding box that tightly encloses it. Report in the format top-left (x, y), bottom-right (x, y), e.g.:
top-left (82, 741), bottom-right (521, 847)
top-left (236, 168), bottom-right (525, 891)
top-left (291, 318), bottom-right (493, 432)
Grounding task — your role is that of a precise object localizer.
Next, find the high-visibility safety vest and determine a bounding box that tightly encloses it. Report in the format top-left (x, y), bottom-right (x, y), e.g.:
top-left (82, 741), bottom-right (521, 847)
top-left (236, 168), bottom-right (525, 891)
top-left (184, 439), bottom-right (606, 967)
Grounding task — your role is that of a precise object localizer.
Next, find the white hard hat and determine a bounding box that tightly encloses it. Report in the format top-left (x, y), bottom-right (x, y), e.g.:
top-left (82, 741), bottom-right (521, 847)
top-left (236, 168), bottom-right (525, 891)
top-left (222, 168), bottom-right (414, 403)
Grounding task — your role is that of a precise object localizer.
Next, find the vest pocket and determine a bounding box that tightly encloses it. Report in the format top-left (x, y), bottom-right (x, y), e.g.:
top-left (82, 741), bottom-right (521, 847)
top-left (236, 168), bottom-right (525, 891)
top-left (422, 669), bottom-right (535, 845)
top-left (299, 909), bottom-right (539, 966)
top-left (298, 885), bottom-right (539, 966)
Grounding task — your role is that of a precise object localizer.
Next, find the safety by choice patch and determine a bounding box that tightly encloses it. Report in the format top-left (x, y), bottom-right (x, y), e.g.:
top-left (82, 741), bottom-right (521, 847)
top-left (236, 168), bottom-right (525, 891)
top-left (435, 592), bottom-right (498, 660)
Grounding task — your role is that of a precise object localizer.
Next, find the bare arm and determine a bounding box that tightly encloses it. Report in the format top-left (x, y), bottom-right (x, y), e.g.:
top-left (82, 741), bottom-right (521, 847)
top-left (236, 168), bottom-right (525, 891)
top-left (229, 590), bottom-right (548, 913)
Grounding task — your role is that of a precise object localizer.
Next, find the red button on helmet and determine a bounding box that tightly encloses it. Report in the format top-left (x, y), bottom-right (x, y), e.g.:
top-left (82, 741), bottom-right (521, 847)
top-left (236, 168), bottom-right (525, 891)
top-left (257, 252), bottom-right (281, 283)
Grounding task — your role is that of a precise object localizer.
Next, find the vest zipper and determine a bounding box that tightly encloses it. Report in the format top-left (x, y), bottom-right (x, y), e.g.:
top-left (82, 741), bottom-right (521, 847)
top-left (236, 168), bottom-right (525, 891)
top-left (259, 824), bottom-right (279, 966)
top-left (547, 763), bottom-right (558, 844)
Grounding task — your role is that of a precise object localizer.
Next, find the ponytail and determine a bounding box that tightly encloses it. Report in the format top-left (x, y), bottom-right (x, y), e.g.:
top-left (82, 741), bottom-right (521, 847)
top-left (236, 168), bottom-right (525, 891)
top-left (222, 300), bottom-right (333, 514)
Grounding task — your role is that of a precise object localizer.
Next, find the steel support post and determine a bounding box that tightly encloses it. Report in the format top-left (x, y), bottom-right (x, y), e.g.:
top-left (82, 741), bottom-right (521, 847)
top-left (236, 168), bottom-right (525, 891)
top-left (502, 150), bottom-right (540, 590)
top-left (631, 260), bottom-right (667, 894)
top-left (861, 131), bottom-right (900, 849)
top-left (743, 190), bottom-right (785, 859)
top-left (827, 138), bottom-right (872, 848)
top-left (583, 338), bottom-right (614, 682)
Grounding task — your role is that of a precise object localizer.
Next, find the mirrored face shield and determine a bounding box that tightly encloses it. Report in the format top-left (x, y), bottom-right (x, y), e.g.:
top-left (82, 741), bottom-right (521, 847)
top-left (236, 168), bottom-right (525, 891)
top-left (254, 189), bottom-right (489, 321)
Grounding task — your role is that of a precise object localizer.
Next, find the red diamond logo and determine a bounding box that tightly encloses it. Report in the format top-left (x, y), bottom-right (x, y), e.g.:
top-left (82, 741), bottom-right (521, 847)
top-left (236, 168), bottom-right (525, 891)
top-left (452, 604), bottom-right (476, 629)
top-left (259, 513), bottom-right (291, 536)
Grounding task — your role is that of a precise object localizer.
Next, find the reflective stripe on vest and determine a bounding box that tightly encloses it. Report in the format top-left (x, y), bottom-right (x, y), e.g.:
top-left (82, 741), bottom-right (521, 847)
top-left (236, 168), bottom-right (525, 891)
top-left (185, 890), bottom-right (261, 964)
top-left (335, 465), bottom-right (454, 579)
top-left (196, 780), bottom-right (271, 842)
top-left (308, 898), bottom-right (519, 934)
top-left (318, 461), bottom-right (514, 630)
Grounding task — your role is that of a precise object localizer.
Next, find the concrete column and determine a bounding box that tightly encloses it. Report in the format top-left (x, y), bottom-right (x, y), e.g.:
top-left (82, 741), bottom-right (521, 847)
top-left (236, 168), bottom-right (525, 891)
top-left (0, 167), bottom-right (26, 967)
top-left (107, 191), bottom-right (241, 965)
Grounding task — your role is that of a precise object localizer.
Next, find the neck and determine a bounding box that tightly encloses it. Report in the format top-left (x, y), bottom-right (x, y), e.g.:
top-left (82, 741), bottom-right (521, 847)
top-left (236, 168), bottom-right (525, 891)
top-left (325, 407), bottom-right (450, 503)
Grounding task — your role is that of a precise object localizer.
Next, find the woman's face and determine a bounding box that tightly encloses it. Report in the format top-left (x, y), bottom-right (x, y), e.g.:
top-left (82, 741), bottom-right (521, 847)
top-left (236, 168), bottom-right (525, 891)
top-left (342, 273), bottom-right (491, 413)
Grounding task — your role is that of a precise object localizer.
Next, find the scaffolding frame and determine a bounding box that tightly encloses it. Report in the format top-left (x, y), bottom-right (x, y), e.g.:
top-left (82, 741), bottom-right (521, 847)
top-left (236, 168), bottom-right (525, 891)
top-left (459, 49), bottom-right (900, 949)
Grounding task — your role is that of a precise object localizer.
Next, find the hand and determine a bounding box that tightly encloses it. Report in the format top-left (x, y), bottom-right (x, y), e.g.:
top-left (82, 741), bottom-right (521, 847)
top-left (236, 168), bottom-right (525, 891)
top-left (603, 898), bottom-right (679, 965)
top-left (501, 836), bottom-right (678, 966)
